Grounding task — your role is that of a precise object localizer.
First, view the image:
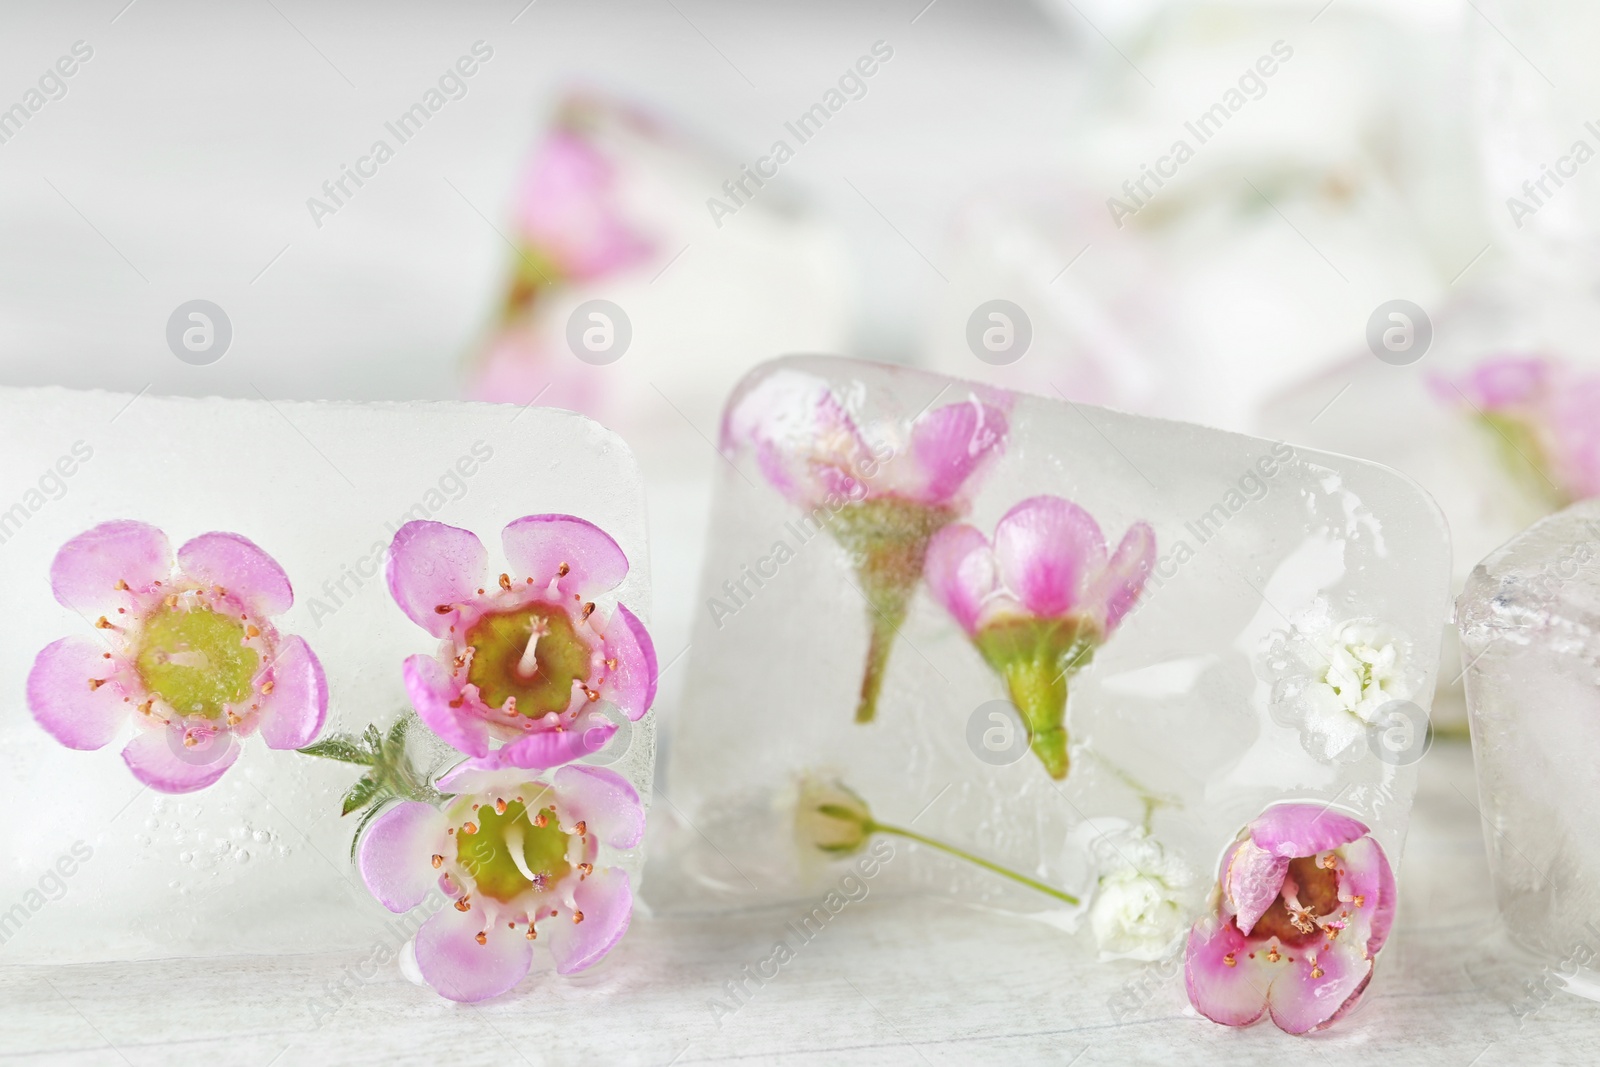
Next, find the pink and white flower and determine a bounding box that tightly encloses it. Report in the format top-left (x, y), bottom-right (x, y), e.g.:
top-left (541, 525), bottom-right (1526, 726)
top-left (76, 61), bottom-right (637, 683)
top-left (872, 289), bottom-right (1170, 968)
top-left (358, 756), bottom-right (644, 1002)
top-left (722, 368), bottom-right (1009, 723)
top-left (925, 495), bottom-right (1154, 779)
top-left (387, 515), bottom-right (656, 762)
top-left (1184, 803), bottom-right (1396, 1035)
top-left (27, 520), bottom-right (327, 793)
top-left (1431, 354), bottom-right (1600, 505)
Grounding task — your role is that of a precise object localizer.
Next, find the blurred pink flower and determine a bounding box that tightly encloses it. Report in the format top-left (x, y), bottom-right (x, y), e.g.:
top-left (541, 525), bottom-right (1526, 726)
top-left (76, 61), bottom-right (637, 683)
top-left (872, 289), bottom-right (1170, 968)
top-left (722, 368), bottom-right (1009, 723)
top-left (468, 331), bottom-right (603, 411)
top-left (388, 515), bottom-right (656, 762)
top-left (27, 521), bottom-right (327, 793)
top-left (1184, 803), bottom-right (1395, 1035)
top-left (925, 495), bottom-right (1154, 778)
top-left (1431, 354), bottom-right (1600, 503)
top-left (358, 754), bottom-right (643, 1002)
top-left (513, 128), bottom-right (652, 284)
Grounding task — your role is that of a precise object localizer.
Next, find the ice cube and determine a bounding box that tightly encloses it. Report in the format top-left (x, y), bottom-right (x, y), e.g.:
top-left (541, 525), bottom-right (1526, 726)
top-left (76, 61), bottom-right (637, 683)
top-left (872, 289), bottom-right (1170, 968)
top-left (0, 386), bottom-right (652, 962)
top-left (1458, 497), bottom-right (1600, 963)
top-left (1259, 274), bottom-right (1600, 726)
top-left (647, 355), bottom-right (1450, 988)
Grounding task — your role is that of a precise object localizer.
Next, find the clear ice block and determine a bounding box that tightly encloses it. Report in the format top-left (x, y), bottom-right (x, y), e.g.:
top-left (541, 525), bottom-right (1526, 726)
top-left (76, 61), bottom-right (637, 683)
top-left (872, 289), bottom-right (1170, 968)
top-left (649, 356), bottom-right (1450, 975)
top-left (0, 386), bottom-right (652, 963)
top-left (1458, 497), bottom-right (1600, 962)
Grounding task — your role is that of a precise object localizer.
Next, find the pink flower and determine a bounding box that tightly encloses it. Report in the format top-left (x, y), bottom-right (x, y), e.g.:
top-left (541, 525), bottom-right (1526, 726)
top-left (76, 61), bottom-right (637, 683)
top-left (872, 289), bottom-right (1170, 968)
top-left (469, 331), bottom-right (604, 412)
top-left (1184, 803), bottom-right (1396, 1035)
top-left (1431, 354), bottom-right (1600, 504)
top-left (26, 521), bottom-right (328, 794)
top-left (387, 515), bottom-right (656, 762)
top-left (512, 128), bottom-right (652, 286)
top-left (925, 496), bottom-right (1154, 778)
top-left (722, 368), bottom-right (1009, 724)
top-left (722, 368), bottom-right (1007, 514)
top-left (1429, 354), bottom-right (1551, 410)
top-left (358, 755), bottom-right (644, 1002)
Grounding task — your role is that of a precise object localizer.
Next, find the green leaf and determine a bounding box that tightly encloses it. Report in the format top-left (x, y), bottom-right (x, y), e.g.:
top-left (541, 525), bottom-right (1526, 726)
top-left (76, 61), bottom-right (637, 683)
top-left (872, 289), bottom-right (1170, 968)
top-left (296, 735), bottom-right (375, 765)
top-left (341, 774), bottom-right (384, 816)
top-left (363, 723), bottom-right (383, 755)
top-left (386, 710), bottom-right (414, 749)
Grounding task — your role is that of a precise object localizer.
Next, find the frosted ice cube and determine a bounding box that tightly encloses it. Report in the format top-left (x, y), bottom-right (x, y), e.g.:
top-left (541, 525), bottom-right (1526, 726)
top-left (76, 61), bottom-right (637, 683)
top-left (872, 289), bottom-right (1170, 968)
top-left (648, 356), bottom-right (1449, 978)
top-left (1458, 497), bottom-right (1600, 963)
top-left (0, 386), bottom-right (652, 962)
top-left (1259, 274), bottom-right (1600, 726)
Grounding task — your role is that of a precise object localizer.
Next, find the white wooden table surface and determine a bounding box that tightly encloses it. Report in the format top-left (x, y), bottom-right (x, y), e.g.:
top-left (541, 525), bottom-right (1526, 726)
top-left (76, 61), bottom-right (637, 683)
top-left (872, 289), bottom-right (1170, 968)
top-left (2, 742), bottom-right (1595, 1066)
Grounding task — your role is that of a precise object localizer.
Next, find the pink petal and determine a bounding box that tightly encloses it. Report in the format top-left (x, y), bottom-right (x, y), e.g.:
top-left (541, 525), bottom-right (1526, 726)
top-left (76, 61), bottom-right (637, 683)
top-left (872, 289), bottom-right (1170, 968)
top-left (414, 903), bottom-right (532, 1003)
top-left (553, 765), bottom-right (645, 849)
top-left (1224, 839), bottom-right (1289, 937)
top-left (502, 514), bottom-right (629, 598)
top-left (121, 725), bottom-right (240, 793)
top-left (357, 801), bottom-right (449, 912)
top-left (722, 369), bottom-right (874, 507)
top-left (598, 604), bottom-right (656, 720)
top-left (403, 654), bottom-right (488, 758)
top-left (546, 866), bottom-right (632, 975)
top-left (387, 521), bottom-right (487, 639)
top-left (177, 532), bottom-right (294, 617)
top-left (908, 400), bottom-right (1008, 506)
top-left (1265, 942), bottom-right (1370, 1035)
top-left (256, 636), bottom-right (328, 749)
top-left (27, 637), bottom-right (129, 750)
top-left (1338, 836), bottom-right (1398, 955)
top-left (435, 723), bottom-right (616, 793)
top-left (515, 129), bottom-right (651, 281)
top-left (1183, 918), bottom-right (1270, 1028)
top-left (1249, 803), bottom-right (1369, 859)
top-left (923, 524), bottom-right (997, 636)
top-left (1460, 355), bottom-right (1551, 409)
top-left (51, 520), bottom-right (172, 618)
top-left (992, 496), bottom-right (1109, 619)
top-left (1548, 376), bottom-right (1600, 499)
top-left (1093, 522), bottom-right (1156, 633)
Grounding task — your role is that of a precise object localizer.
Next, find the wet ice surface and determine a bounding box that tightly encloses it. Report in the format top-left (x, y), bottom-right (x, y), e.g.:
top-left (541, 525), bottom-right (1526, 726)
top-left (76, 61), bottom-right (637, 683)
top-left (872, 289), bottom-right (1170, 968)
top-left (649, 357), bottom-right (1451, 970)
top-left (0, 386), bottom-right (652, 962)
top-left (1459, 498), bottom-right (1600, 965)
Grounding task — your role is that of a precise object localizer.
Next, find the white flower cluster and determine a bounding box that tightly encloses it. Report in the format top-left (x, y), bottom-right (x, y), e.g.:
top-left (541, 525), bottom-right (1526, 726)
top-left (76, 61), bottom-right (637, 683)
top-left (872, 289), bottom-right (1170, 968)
top-left (1262, 615), bottom-right (1416, 762)
top-left (1085, 825), bottom-right (1193, 962)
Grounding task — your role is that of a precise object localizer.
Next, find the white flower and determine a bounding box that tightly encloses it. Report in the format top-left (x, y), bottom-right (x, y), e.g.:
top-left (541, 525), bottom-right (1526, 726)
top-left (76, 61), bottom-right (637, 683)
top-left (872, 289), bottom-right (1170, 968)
top-left (1262, 615), bottom-right (1417, 762)
top-left (1085, 827), bottom-right (1192, 962)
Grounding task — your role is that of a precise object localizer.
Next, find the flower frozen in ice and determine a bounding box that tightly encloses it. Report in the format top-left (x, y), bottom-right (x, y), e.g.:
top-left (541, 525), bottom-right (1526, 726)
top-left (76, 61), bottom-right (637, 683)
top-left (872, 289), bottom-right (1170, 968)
top-left (1184, 802), bottom-right (1395, 1035)
top-left (387, 515), bottom-right (657, 763)
top-left (357, 754), bottom-right (643, 1002)
top-left (27, 521), bottom-right (327, 793)
top-left (501, 111), bottom-right (653, 318)
top-left (1260, 615), bottom-right (1417, 763)
top-left (1430, 354), bottom-right (1600, 506)
top-left (794, 776), bottom-right (874, 855)
top-left (924, 495), bottom-right (1154, 779)
top-left (792, 774), bottom-right (1079, 907)
top-left (723, 368), bottom-right (1009, 723)
top-left (1086, 826), bottom-right (1193, 962)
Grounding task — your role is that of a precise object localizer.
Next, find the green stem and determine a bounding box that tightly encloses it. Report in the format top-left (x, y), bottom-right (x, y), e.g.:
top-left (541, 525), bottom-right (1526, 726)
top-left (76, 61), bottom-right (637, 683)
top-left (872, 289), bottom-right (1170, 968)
top-left (869, 821), bottom-right (1079, 906)
top-left (856, 601), bottom-right (907, 723)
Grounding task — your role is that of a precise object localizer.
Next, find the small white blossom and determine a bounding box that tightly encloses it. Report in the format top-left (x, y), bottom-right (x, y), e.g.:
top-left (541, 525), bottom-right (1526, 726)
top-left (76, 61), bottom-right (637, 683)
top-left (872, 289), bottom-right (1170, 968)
top-left (1262, 615), bottom-right (1418, 762)
top-left (1084, 826), bottom-right (1192, 962)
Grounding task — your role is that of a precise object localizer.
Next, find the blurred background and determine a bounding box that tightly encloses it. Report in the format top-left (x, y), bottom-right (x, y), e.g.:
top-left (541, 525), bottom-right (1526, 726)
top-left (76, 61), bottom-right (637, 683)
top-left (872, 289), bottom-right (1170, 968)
top-left (2, 0), bottom-right (1595, 724)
